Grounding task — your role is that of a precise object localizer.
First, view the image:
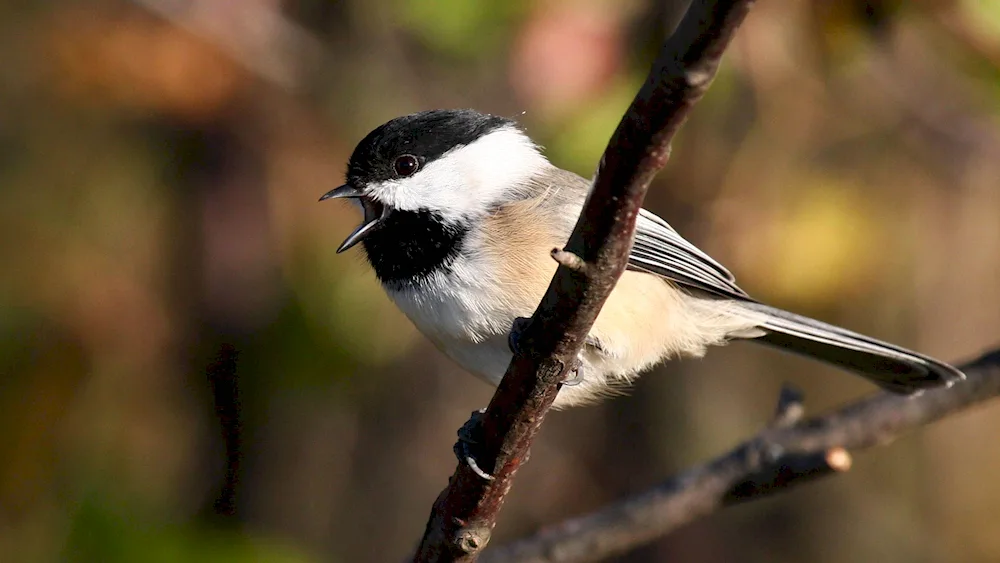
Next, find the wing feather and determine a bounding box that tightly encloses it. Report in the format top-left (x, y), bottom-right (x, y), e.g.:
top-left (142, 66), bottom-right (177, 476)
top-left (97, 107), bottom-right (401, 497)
top-left (629, 209), bottom-right (751, 300)
top-left (522, 167), bottom-right (750, 301)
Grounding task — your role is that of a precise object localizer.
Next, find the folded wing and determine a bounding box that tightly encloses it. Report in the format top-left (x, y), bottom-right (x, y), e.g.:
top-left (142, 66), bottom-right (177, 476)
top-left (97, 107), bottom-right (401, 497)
top-left (629, 208), bottom-right (751, 300)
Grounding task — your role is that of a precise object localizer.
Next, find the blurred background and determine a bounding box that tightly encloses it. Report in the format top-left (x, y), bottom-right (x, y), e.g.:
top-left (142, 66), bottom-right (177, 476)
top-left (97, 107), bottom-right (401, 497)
top-left (2, 0), bottom-right (999, 561)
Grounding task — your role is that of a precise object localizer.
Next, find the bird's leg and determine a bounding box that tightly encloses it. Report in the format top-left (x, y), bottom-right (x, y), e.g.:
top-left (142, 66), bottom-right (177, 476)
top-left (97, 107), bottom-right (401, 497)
top-left (454, 408), bottom-right (495, 481)
top-left (509, 316), bottom-right (591, 387)
top-left (507, 316), bottom-right (532, 356)
top-left (457, 320), bottom-right (595, 479)
top-left (451, 317), bottom-right (543, 481)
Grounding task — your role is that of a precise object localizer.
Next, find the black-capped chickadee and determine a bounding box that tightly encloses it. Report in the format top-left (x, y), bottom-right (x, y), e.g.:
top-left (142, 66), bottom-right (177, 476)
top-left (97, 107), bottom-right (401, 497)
top-left (321, 109), bottom-right (964, 409)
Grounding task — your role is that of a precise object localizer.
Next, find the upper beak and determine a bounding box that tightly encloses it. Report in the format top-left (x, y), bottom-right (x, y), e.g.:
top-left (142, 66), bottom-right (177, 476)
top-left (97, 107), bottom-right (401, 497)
top-left (319, 184), bottom-right (390, 253)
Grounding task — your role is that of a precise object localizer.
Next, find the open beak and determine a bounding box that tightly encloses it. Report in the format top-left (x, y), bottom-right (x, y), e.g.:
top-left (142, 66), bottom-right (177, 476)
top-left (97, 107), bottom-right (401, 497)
top-left (319, 184), bottom-right (390, 253)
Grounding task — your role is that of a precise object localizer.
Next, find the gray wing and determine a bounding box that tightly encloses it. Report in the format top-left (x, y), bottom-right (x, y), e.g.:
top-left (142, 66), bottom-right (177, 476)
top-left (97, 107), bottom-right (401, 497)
top-left (629, 208), bottom-right (753, 301)
top-left (525, 167), bottom-right (751, 301)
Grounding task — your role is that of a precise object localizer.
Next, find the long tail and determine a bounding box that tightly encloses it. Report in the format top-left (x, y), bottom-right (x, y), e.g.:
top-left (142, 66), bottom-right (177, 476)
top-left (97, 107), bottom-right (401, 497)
top-left (740, 302), bottom-right (965, 394)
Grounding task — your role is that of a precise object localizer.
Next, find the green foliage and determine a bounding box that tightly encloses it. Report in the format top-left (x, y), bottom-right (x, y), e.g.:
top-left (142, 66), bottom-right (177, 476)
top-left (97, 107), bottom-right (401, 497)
top-left (393, 0), bottom-right (527, 57)
top-left (64, 494), bottom-right (317, 563)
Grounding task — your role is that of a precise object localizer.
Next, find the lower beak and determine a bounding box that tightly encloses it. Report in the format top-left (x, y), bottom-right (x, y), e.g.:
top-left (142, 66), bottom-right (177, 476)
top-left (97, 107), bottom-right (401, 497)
top-left (319, 184), bottom-right (390, 253)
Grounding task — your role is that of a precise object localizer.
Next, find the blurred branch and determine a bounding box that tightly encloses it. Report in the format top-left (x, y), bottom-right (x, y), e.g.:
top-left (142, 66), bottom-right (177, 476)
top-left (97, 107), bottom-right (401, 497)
top-left (132, 0), bottom-right (323, 88)
top-left (412, 1), bottom-right (756, 562)
top-left (937, 5), bottom-right (1000, 71)
top-left (483, 349), bottom-right (1000, 563)
top-left (864, 51), bottom-right (1000, 167)
top-left (205, 343), bottom-right (242, 517)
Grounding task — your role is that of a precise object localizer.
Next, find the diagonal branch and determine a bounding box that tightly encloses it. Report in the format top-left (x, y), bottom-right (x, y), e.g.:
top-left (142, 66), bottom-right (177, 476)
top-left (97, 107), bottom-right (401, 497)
top-left (412, 1), bottom-right (757, 561)
top-left (481, 348), bottom-right (1000, 563)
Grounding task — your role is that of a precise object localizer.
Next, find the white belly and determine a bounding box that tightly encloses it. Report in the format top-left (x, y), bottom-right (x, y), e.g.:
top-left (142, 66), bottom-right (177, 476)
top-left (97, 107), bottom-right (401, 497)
top-left (432, 335), bottom-right (514, 385)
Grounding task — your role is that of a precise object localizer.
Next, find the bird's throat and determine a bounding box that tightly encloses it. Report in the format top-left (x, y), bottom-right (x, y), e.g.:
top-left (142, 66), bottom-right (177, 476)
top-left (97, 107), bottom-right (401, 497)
top-left (361, 209), bottom-right (468, 288)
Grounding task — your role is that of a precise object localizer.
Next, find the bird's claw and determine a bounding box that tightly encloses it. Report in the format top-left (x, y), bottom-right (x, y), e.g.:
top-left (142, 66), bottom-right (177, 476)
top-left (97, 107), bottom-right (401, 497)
top-left (561, 356), bottom-right (585, 386)
top-left (454, 408), bottom-right (495, 481)
top-left (562, 335), bottom-right (602, 387)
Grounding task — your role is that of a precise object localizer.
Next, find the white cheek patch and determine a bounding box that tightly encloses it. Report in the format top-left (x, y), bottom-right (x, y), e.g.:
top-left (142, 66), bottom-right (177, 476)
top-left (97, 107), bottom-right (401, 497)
top-left (367, 127), bottom-right (550, 221)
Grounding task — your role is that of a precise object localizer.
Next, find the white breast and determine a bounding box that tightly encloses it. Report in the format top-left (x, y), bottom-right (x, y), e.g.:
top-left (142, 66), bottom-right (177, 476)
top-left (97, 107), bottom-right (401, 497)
top-left (387, 254), bottom-right (504, 339)
top-left (383, 250), bottom-right (525, 381)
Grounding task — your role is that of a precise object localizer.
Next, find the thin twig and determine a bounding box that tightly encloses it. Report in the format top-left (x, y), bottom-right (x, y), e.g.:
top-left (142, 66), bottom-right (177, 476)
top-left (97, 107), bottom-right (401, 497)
top-left (550, 249), bottom-right (589, 274)
top-left (482, 349), bottom-right (1000, 563)
top-left (770, 384), bottom-right (805, 428)
top-left (411, 1), bottom-right (757, 561)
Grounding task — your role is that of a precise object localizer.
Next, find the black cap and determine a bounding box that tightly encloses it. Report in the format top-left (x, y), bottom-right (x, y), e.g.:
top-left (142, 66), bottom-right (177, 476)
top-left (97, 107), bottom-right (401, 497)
top-left (345, 109), bottom-right (514, 188)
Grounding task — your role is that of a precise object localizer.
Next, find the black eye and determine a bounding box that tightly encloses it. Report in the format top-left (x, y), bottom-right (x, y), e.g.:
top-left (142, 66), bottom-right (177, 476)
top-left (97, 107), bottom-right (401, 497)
top-left (393, 154), bottom-right (419, 177)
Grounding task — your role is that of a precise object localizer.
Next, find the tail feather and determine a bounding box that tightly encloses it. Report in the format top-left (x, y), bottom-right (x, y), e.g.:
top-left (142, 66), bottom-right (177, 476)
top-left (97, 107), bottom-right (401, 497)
top-left (741, 302), bottom-right (965, 394)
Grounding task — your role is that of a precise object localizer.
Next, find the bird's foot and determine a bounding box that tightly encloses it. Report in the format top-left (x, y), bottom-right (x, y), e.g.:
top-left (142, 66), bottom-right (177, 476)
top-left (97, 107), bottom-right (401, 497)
top-left (561, 336), bottom-right (600, 387)
top-left (510, 318), bottom-right (588, 387)
top-left (507, 317), bottom-right (532, 356)
top-left (454, 408), bottom-right (495, 481)
top-left (561, 355), bottom-right (585, 386)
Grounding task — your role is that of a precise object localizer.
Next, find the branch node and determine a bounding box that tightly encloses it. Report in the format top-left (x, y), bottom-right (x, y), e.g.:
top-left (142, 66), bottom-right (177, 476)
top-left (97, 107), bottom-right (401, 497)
top-left (551, 248), bottom-right (589, 273)
top-left (772, 384), bottom-right (805, 428)
top-left (453, 526), bottom-right (491, 554)
top-left (825, 448), bottom-right (853, 472)
top-left (760, 440), bottom-right (785, 465)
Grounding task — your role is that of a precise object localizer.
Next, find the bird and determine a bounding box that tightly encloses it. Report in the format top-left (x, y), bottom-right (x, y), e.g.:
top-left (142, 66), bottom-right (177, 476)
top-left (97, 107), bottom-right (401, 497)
top-left (320, 108), bottom-right (964, 411)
